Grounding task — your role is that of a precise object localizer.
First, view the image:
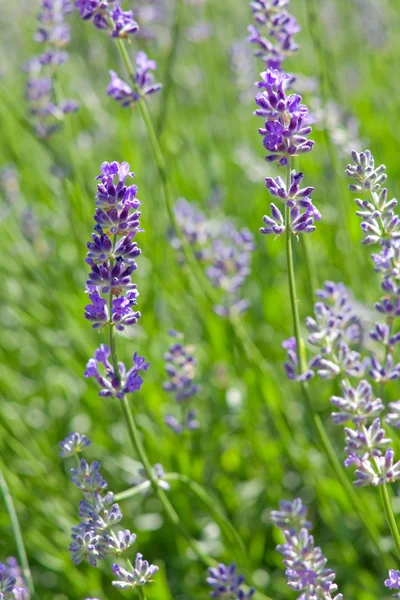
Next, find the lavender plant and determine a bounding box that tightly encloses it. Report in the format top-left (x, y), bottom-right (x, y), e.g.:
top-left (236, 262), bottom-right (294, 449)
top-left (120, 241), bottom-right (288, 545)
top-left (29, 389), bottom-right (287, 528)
top-left (206, 563), bottom-right (254, 599)
top-left (171, 199), bottom-right (255, 317)
top-left (247, 0), bottom-right (300, 71)
top-left (24, 0), bottom-right (78, 138)
top-left (60, 432), bottom-right (158, 590)
top-left (0, 558), bottom-right (30, 600)
top-left (271, 499), bottom-right (343, 600)
top-left (163, 330), bottom-right (200, 434)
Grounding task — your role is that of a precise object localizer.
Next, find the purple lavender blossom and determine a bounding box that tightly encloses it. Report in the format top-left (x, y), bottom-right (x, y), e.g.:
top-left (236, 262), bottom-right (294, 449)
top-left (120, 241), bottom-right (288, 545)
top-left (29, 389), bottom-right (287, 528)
top-left (255, 70), bottom-right (314, 166)
top-left (63, 434), bottom-right (156, 588)
top-left (25, 0), bottom-right (78, 138)
top-left (110, 3), bottom-right (139, 38)
top-left (60, 432), bottom-right (91, 457)
top-left (270, 498), bottom-right (311, 532)
top-left (248, 0), bottom-right (300, 71)
top-left (330, 380), bottom-right (383, 425)
top-left (84, 344), bottom-right (149, 399)
top-left (386, 570), bottom-right (400, 598)
top-left (0, 559), bottom-right (29, 600)
top-left (261, 170), bottom-right (320, 236)
top-left (107, 53), bottom-right (162, 106)
top-left (272, 500), bottom-right (343, 600)
top-left (163, 331), bottom-right (200, 434)
top-left (84, 161), bottom-right (143, 332)
top-left (206, 563), bottom-right (254, 599)
top-left (75, 0), bottom-right (139, 37)
top-left (172, 200), bottom-right (254, 316)
top-left (112, 554), bottom-right (159, 589)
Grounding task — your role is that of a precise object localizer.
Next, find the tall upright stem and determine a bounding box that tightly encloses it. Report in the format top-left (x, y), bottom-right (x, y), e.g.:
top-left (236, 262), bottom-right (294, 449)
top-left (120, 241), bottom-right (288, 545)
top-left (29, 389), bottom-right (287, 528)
top-left (0, 465), bottom-right (35, 598)
top-left (380, 484), bottom-right (400, 560)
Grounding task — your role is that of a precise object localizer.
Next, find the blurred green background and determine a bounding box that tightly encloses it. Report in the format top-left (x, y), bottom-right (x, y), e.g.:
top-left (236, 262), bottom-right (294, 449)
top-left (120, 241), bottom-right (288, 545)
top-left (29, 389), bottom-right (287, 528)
top-left (0, 0), bottom-right (400, 598)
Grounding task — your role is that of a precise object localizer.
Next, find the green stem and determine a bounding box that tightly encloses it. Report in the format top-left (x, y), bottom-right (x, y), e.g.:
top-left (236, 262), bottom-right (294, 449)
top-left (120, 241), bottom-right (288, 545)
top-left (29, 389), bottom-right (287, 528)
top-left (380, 484), bottom-right (400, 560)
top-left (137, 586), bottom-right (147, 600)
top-left (300, 235), bottom-right (317, 306)
top-left (0, 465), bottom-right (35, 598)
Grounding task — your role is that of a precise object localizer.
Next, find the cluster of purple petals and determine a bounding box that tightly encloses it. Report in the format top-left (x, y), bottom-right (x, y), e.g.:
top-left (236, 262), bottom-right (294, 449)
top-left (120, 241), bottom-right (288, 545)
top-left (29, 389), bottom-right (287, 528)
top-left (206, 563), bottom-right (254, 599)
top-left (0, 558), bottom-right (30, 600)
top-left (346, 150), bottom-right (400, 381)
top-left (24, 0), bottom-right (78, 138)
top-left (75, 0), bottom-right (139, 38)
top-left (107, 52), bottom-right (162, 106)
top-left (247, 0), bottom-right (300, 71)
top-left (172, 199), bottom-right (255, 317)
top-left (60, 433), bottom-right (158, 586)
top-left (282, 281), bottom-right (362, 382)
top-left (255, 70), bottom-right (314, 166)
top-left (271, 498), bottom-right (343, 600)
top-left (84, 161), bottom-right (143, 332)
top-left (261, 169), bottom-right (320, 237)
top-left (84, 344), bottom-right (149, 399)
top-left (163, 331), bottom-right (200, 435)
top-left (385, 570), bottom-right (400, 599)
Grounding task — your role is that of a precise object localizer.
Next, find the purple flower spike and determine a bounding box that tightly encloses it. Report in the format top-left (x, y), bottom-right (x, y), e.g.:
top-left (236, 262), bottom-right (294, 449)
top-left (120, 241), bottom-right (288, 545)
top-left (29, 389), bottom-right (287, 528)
top-left (84, 346), bottom-right (149, 399)
top-left (107, 53), bottom-right (162, 107)
top-left (110, 3), bottom-right (139, 38)
top-left (255, 70), bottom-right (314, 164)
top-left (248, 0), bottom-right (300, 71)
top-left (25, 0), bottom-right (78, 138)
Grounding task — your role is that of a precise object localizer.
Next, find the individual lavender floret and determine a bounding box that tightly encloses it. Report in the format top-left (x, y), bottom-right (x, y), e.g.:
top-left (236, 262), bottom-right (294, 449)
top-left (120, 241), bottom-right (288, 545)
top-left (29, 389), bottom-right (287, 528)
top-left (206, 563), bottom-right (254, 599)
top-left (248, 0), bottom-right (300, 71)
top-left (261, 170), bottom-right (320, 236)
top-left (385, 570), bottom-right (400, 599)
top-left (386, 401), bottom-right (400, 429)
top-left (60, 432), bottom-right (91, 457)
top-left (71, 459), bottom-right (108, 494)
top-left (270, 498), bottom-right (311, 533)
top-left (110, 2), bottom-right (139, 37)
top-left (107, 52), bottom-right (162, 106)
top-left (255, 70), bottom-right (314, 166)
top-left (282, 337), bottom-right (313, 382)
top-left (75, 0), bottom-right (138, 37)
top-left (84, 345), bottom-right (149, 399)
top-left (112, 555), bottom-right (159, 589)
top-left (330, 380), bottom-right (384, 425)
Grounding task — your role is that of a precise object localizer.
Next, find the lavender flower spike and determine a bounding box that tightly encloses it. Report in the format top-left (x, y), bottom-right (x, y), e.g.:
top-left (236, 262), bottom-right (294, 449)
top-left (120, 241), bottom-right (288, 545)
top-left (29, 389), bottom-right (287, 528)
top-left (273, 500), bottom-right (343, 600)
top-left (255, 70), bottom-right (314, 166)
top-left (107, 52), bottom-right (162, 107)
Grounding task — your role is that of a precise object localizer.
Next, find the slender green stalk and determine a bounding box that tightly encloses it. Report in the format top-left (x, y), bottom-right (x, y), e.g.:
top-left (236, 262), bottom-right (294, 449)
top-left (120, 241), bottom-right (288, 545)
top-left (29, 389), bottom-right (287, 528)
top-left (0, 464), bottom-right (35, 598)
top-left (157, 0), bottom-right (184, 135)
top-left (137, 586), bottom-right (147, 600)
top-left (380, 484), bottom-right (400, 560)
top-left (299, 235), bottom-right (317, 306)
